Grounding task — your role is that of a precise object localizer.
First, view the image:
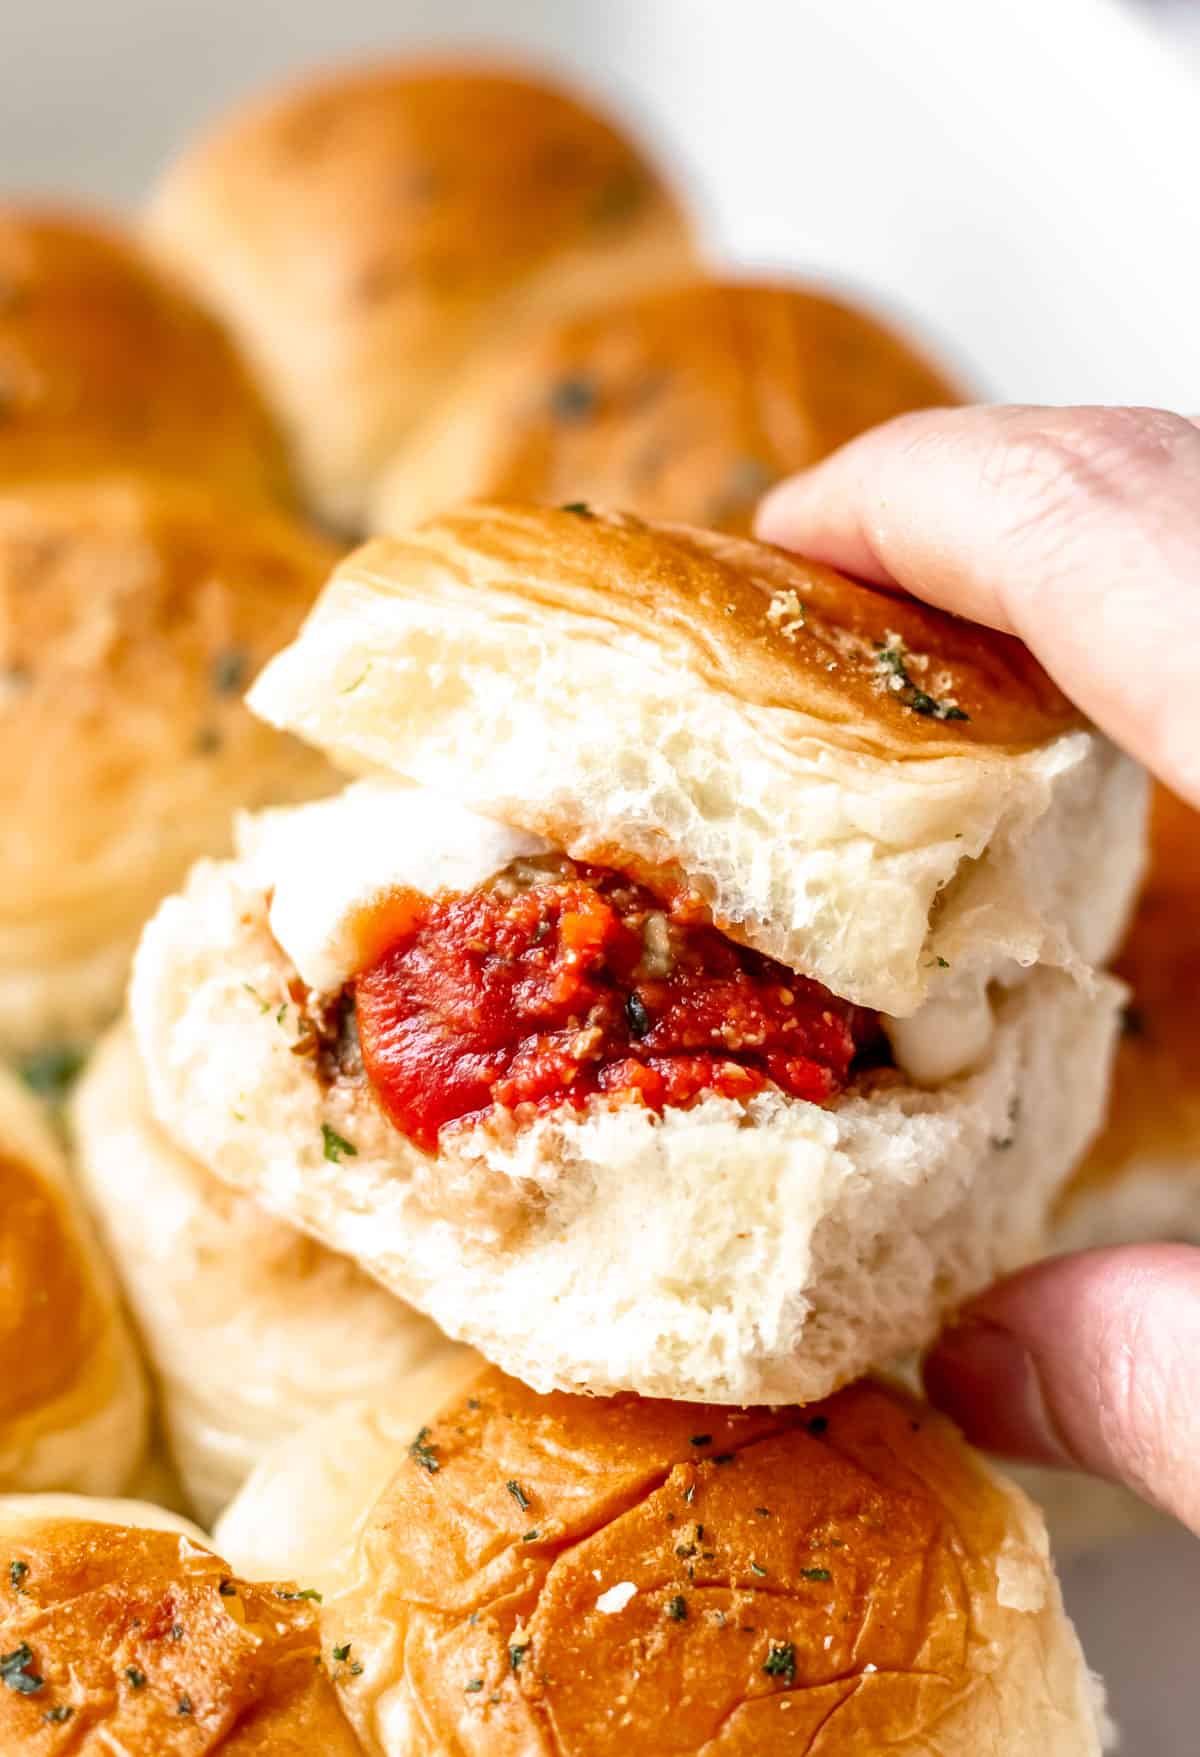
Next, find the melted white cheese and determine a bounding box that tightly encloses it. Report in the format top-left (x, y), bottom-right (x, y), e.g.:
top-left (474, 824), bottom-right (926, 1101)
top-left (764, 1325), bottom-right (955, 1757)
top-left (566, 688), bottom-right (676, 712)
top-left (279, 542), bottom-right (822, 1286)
top-left (884, 969), bottom-right (1013, 1085)
top-left (236, 780), bottom-right (550, 994)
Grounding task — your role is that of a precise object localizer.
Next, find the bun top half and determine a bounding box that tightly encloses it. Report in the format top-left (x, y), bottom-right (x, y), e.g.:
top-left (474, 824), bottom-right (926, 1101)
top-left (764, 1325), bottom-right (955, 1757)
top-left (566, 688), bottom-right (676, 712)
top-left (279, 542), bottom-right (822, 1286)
top-left (372, 276), bottom-right (964, 535)
top-left (249, 504), bottom-right (1137, 1015)
top-left (321, 1365), bottom-right (1103, 1757)
top-left (146, 62), bottom-right (697, 529)
top-left (0, 1512), bottom-right (363, 1751)
top-left (0, 206), bottom-right (290, 505)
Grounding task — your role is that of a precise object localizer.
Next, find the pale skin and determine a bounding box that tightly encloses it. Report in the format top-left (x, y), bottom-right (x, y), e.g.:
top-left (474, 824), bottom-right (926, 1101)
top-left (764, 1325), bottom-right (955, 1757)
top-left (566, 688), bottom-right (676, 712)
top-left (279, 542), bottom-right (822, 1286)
top-left (756, 404), bottom-right (1200, 1534)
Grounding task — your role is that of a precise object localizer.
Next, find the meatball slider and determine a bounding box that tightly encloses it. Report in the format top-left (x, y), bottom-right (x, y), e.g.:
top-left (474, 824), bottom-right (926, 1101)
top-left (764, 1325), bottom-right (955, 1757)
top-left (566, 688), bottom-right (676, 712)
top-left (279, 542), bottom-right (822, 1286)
top-left (132, 505), bottom-right (1144, 1405)
top-left (372, 276), bottom-right (964, 536)
top-left (217, 1365), bottom-right (1110, 1757)
top-left (71, 1021), bottom-right (467, 1525)
top-left (0, 1505), bottom-right (362, 1751)
top-left (0, 206), bottom-right (289, 505)
top-left (146, 61), bottom-right (696, 529)
top-left (0, 1063), bottom-right (146, 1496)
top-left (0, 476), bottom-right (338, 1059)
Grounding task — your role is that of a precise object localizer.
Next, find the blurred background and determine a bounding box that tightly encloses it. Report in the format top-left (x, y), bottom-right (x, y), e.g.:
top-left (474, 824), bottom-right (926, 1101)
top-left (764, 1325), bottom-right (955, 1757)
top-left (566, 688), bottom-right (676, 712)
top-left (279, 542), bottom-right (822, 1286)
top-left (5, 0), bottom-right (1198, 1748)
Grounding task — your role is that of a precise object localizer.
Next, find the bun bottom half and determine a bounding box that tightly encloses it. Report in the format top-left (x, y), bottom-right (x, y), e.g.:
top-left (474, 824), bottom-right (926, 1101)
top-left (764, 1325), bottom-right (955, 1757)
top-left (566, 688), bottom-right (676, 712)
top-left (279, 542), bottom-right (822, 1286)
top-left (132, 854), bottom-right (1122, 1407)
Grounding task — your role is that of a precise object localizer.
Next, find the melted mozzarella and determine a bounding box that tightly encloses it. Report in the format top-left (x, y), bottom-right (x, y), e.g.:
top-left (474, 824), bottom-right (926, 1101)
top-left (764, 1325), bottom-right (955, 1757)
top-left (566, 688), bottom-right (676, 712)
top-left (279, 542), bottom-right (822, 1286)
top-left (883, 968), bottom-right (1018, 1085)
top-left (236, 780), bottom-right (550, 994)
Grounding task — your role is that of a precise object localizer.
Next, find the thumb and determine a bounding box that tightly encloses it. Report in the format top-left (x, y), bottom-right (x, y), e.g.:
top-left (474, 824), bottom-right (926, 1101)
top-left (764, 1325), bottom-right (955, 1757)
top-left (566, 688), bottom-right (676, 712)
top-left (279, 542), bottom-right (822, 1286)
top-left (922, 1244), bottom-right (1200, 1533)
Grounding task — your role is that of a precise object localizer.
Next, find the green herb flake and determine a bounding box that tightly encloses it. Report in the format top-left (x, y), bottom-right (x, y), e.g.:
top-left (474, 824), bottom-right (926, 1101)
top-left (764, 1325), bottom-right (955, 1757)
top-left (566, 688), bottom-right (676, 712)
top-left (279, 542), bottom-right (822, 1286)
top-left (170, 1623), bottom-right (185, 1641)
top-left (14, 1043), bottom-right (84, 1105)
top-left (409, 1427), bottom-right (440, 1474)
top-left (754, 1507), bottom-right (772, 1519)
top-left (509, 1642), bottom-right (530, 1672)
top-left (44, 1704), bottom-right (73, 1724)
top-left (349, 1662), bottom-right (364, 1677)
top-left (505, 1480), bottom-right (531, 1512)
top-left (8, 1560), bottom-right (27, 1592)
top-left (521, 1529), bottom-right (540, 1544)
top-left (749, 1561), bottom-right (767, 1577)
top-left (211, 647), bottom-right (249, 697)
top-left (873, 636), bottom-right (970, 723)
top-left (125, 1667), bottom-right (147, 1690)
top-left (243, 982), bottom-right (271, 1013)
top-left (276, 1587), bottom-right (323, 1602)
top-left (763, 1641), bottom-right (796, 1685)
top-left (218, 1579), bottom-right (237, 1597)
top-left (666, 1595), bottom-right (688, 1622)
top-left (464, 1678), bottom-right (484, 1694)
top-left (332, 1644), bottom-right (352, 1664)
top-left (1, 1643), bottom-right (43, 1694)
top-left (801, 1567), bottom-right (832, 1583)
top-left (177, 1695), bottom-right (193, 1716)
top-left (321, 1122), bottom-right (358, 1164)
top-left (560, 501), bottom-right (593, 517)
top-left (689, 1435), bottom-right (712, 1448)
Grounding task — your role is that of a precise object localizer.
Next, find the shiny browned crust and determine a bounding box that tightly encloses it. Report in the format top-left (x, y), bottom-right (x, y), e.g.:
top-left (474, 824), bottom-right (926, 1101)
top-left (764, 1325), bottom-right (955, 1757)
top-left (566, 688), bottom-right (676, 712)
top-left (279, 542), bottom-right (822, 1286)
top-left (378, 276), bottom-right (965, 532)
top-left (0, 1518), bottom-right (362, 1751)
top-left (0, 1155), bottom-right (96, 1428)
top-left (330, 1367), bottom-right (1040, 1755)
top-left (355, 502), bottom-right (1082, 753)
top-left (145, 61), bottom-right (696, 526)
top-left (0, 476), bottom-right (338, 955)
top-left (1065, 783), bottom-right (1200, 1193)
top-left (0, 206), bottom-right (291, 504)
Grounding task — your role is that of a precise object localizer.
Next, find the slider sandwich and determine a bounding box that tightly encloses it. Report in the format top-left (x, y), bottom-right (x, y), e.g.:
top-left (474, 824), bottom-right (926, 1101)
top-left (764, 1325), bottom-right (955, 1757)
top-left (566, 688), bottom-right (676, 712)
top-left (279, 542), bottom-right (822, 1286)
top-left (215, 1362), bottom-right (1111, 1757)
top-left (130, 505), bottom-right (1145, 1405)
top-left (71, 1023), bottom-right (467, 1524)
top-left (0, 1063), bottom-right (146, 1495)
top-left (0, 205), bottom-right (290, 505)
top-left (372, 275), bottom-right (964, 536)
top-left (146, 60), bottom-right (697, 530)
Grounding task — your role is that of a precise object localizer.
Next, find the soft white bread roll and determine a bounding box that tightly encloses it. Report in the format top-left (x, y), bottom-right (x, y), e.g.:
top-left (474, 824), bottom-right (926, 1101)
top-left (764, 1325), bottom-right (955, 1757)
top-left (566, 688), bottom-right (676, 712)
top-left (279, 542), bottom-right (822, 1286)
top-left (214, 1355), bottom-right (485, 1596)
top-left (0, 475), bottom-right (339, 1058)
top-left (131, 508), bottom-right (1142, 1405)
top-left (372, 276), bottom-right (965, 536)
top-left (0, 205), bottom-right (291, 505)
top-left (275, 1364), bottom-right (1107, 1756)
top-left (71, 1023), bottom-right (467, 1525)
top-left (1055, 783), bottom-right (1200, 1252)
top-left (0, 1063), bottom-right (147, 1495)
top-left (0, 1510), bottom-right (364, 1751)
top-left (0, 1492), bottom-right (206, 1545)
top-left (146, 62), bottom-right (697, 529)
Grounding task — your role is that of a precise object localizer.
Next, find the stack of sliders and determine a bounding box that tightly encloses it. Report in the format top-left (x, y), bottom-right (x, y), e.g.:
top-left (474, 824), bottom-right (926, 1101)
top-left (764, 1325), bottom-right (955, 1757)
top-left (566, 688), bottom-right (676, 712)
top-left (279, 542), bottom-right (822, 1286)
top-left (0, 50), bottom-right (1161, 1756)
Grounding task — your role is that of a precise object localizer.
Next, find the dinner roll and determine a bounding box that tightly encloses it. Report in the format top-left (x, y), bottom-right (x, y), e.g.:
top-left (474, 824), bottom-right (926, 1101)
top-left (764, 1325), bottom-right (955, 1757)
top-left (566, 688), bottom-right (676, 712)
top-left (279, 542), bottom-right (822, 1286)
top-left (0, 1493), bottom-right (206, 1545)
top-left (0, 475), bottom-right (338, 1058)
top-left (0, 206), bottom-right (290, 504)
top-left (214, 1356), bottom-right (485, 1596)
top-left (0, 1063), bottom-right (146, 1496)
top-left (1055, 783), bottom-right (1200, 1252)
top-left (299, 1366), bottom-right (1107, 1756)
top-left (131, 507), bottom-right (1142, 1404)
top-left (0, 1511), bottom-right (363, 1751)
top-left (71, 1023), bottom-right (466, 1525)
top-left (371, 277), bottom-right (964, 535)
top-left (145, 61), bottom-right (696, 529)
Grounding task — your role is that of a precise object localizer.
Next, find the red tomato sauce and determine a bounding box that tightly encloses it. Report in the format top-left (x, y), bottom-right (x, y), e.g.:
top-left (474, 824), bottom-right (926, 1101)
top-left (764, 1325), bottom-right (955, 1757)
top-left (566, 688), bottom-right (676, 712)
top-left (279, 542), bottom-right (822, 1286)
top-left (354, 861), bottom-right (878, 1152)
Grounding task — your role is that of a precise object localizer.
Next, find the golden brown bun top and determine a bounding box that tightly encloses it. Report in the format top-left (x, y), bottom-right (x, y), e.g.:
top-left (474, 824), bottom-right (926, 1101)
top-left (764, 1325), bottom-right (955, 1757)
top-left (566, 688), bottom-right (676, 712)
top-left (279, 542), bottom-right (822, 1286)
top-left (0, 1516), bottom-right (362, 1751)
top-left (0, 476), bottom-right (338, 913)
top-left (0, 206), bottom-right (290, 504)
top-left (1069, 783), bottom-right (1200, 1190)
top-left (150, 60), bottom-right (689, 298)
top-left (374, 276), bottom-right (965, 534)
top-left (333, 1366), bottom-right (1047, 1756)
top-left (351, 502), bottom-right (1082, 753)
top-left (0, 1153), bottom-right (95, 1429)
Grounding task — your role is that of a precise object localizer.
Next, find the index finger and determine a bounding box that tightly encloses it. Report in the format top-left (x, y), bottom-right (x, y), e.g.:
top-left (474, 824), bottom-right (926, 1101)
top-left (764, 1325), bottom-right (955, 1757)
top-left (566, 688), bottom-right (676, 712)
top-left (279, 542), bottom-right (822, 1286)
top-left (755, 404), bottom-right (1200, 806)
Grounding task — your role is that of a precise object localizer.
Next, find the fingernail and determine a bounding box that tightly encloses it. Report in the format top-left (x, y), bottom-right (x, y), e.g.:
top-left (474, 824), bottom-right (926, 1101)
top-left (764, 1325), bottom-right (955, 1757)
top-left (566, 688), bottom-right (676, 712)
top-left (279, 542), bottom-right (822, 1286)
top-left (925, 1319), bottom-right (1073, 1467)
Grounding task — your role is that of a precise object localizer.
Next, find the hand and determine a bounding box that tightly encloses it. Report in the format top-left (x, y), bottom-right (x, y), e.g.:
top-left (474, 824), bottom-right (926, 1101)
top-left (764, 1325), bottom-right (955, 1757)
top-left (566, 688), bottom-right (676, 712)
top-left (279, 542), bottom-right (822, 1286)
top-left (757, 404), bottom-right (1200, 1531)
